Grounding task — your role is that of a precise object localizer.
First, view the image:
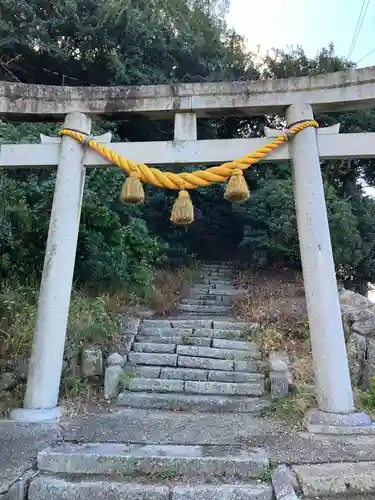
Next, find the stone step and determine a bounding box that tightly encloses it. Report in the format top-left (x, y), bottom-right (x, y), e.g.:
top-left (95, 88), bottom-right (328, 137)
top-left (170, 319), bottom-right (213, 328)
top-left (194, 281), bottom-right (236, 286)
top-left (176, 345), bottom-right (261, 361)
top-left (128, 352), bottom-right (178, 366)
top-left (37, 443), bottom-right (269, 480)
top-left (125, 377), bottom-right (264, 396)
top-left (117, 391), bottom-right (270, 413)
top-left (139, 327), bottom-right (197, 336)
top-left (190, 288), bottom-right (246, 296)
top-left (177, 356), bottom-right (262, 372)
top-left (133, 342), bottom-right (177, 354)
top-left (293, 461), bottom-right (375, 498)
top-left (125, 365), bottom-right (264, 382)
top-left (138, 327), bottom-right (247, 340)
top-left (180, 304), bottom-right (231, 314)
top-left (136, 335), bottom-right (213, 346)
top-left (181, 298), bottom-right (231, 306)
top-left (29, 477), bottom-right (274, 500)
top-left (184, 297), bottom-right (233, 305)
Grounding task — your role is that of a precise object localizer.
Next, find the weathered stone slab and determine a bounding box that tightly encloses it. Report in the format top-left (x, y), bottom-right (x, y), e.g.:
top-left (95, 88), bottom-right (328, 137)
top-left (139, 327), bottom-right (194, 337)
top-left (142, 320), bottom-right (172, 328)
top-left (124, 365), bottom-right (161, 378)
top-left (128, 353), bottom-right (177, 366)
top-left (29, 477), bottom-right (169, 500)
top-left (136, 336), bottom-right (212, 346)
top-left (116, 392), bottom-right (269, 413)
top-left (293, 461), bottom-right (375, 497)
top-left (177, 355), bottom-right (234, 371)
top-left (184, 381), bottom-right (264, 396)
top-left (37, 443), bottom-right (269, 479)
top-left (180, 305), bottom-right (230, 314)
top-left (133, 342), bottom-right (176, 354)
top-left (235, 361), bottom-right (262, 373)
top-left (180, 299), bottom-right (221, 306)
top-left (212, 339), bottom-right (258, 351)
top-left (172, 483), bottom-right (273, 500)
top-left (271, 465), bottom-right (299, 500)
top-left (161, 367), bottom-right (208, 381)
top-left (127, 378), bottom-right (184, 393)
top-left (208, 371), bottom-right (264, 383)
top-left (82, 347), bottom-right (103, 377)
top-left (177, 346), bottom-right (260, 361)
top-left (104, 364), bottom-right (122, 400)
top-left (170, 319), bottom-right (213, 328)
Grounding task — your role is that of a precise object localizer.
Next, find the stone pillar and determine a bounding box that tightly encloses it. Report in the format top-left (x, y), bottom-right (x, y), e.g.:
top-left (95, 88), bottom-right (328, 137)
top-left (10, 112), bottom-right (91, 422)
top-left (286, 103), bottom-right (372, 432)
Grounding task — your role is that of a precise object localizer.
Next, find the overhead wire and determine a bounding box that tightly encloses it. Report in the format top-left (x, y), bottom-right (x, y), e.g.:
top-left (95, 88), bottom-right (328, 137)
top-left (347, 0), bottom-right (371, 60)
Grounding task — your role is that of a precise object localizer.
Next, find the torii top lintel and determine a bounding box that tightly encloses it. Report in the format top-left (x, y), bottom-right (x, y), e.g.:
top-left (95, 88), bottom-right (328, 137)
top-left (1, 66), bottom-right (375, 121)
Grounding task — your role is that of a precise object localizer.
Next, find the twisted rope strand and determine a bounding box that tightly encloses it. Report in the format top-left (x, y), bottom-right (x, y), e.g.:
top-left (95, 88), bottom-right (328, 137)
top-left (60, 120), bottom-right (318, 190)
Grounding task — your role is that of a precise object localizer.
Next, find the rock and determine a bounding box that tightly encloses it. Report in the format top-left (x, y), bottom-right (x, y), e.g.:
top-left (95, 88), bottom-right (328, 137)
top-left (352, 316), bottom-right (375, 338)
top-left (346, 333), bottom-right (367, 387)
top-left (0, 372), bottom-right (15, 391)
top-left (81, 347), bottom-right (103, 377)
top-left (339, 288), bottom-right (373, 308)
top-left (107, 353), bottom-right (124, 366)
top-left (104, 365), bottom-right (123, 400)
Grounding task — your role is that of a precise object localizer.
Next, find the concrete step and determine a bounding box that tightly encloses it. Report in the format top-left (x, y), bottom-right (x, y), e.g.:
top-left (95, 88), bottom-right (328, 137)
top-left (293, 461), bottom-right (375, 498)
top-left (125, 377), bottom-right (264, 396)
top-left (37, 443), bottom-right (269, 480)
top-left (176, 345), bottom-right (261, 361)
top-left (117, 391), bottom-right (270, 413)
top-left (29, 477), bottom-right (274, 500)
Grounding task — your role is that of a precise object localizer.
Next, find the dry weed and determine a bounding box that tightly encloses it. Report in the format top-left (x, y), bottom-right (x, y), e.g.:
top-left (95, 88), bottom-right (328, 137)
top-left (150, 267), bottom-right (197, 316)
top-left (235, 267), bottom-right (316, 424)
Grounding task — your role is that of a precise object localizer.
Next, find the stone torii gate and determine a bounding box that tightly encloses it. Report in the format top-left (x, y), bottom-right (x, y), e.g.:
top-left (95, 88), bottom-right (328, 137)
top-left (2, 67), bottom-right (375, 432)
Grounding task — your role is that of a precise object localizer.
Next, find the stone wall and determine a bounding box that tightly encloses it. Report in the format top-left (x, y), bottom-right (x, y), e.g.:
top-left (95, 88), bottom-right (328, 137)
top-left (340, 288), bottom-right (375, 389)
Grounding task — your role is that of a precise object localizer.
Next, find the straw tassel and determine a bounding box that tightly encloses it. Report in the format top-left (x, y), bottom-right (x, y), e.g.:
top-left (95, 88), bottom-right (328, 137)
top-left (170, 190), bottom-right (194, 226)
top-left (224, 168), bottom-right (250, 202)
top-left (120, 171), bottom-right (145, 204)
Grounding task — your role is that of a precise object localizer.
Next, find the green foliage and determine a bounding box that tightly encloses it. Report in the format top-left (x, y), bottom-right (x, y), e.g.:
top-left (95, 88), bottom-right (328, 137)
top-left (240, 174), bottom-right (372, 289)
top-left (359, 377), bottom-right (375, 411)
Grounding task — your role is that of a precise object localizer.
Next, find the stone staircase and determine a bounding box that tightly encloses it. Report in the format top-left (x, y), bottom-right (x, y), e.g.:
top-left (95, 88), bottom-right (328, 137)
top-left (116, 263), bottom-right (268, 413)
top-left (28, 264), bottom-right (273, 500)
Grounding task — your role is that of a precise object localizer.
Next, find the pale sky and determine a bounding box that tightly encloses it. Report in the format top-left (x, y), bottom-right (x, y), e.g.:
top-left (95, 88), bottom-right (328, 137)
top-left (227, 0), bottom-right (375, 68)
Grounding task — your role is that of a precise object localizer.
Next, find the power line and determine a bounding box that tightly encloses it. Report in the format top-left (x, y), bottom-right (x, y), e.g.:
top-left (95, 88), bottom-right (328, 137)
top-left (356, 45), bottom-right (375, 65)
top-left (347, 0), bottom-right (371, 60)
